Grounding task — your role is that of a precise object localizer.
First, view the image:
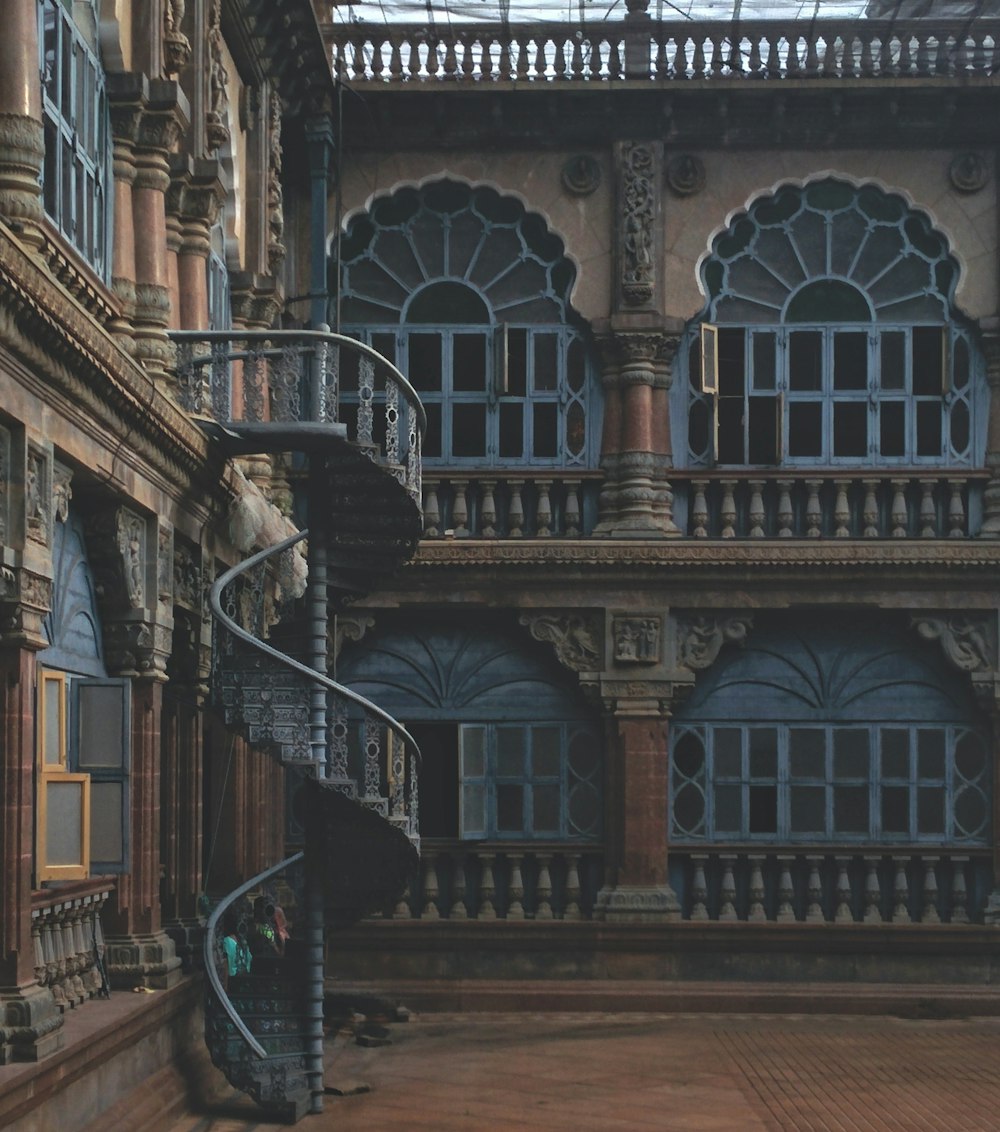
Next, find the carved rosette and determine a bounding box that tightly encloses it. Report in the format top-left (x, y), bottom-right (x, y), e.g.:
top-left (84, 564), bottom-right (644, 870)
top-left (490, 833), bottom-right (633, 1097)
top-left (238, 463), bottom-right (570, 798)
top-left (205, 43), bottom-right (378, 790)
top-left (519, 612), bottom-right (601, 672)
top-left (619, 142), bottom-right (657, 307)
top-left (677, 613), bottom-right (753, 671)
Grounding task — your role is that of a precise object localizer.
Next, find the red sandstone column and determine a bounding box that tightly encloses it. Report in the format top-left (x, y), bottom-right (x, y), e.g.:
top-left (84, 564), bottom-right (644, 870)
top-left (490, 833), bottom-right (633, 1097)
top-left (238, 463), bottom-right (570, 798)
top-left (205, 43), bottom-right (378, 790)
top-left (0, 0), bottom-right (45, 247)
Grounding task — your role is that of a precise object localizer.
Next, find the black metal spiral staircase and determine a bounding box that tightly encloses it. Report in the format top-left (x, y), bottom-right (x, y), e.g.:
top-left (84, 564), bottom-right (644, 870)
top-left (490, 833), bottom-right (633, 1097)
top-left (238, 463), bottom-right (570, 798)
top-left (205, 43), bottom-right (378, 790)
top-left (172, 328), bottom-right (425, 1122)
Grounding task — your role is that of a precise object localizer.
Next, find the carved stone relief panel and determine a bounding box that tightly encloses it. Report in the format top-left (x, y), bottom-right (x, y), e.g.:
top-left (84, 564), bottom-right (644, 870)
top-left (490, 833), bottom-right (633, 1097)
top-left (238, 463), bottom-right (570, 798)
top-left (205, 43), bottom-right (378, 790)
top-left (206, 0), bottom-right (231, 153)
top-left (157, 522), bottom-right (174, 606)
top-left (676, 613), bottom-right (753, 671)
top-left (84, 505), bottom-right (149, 615)
top-left (618, 141), bottom-right (660, 309)
top-left (173, 536), bottom-right (203, 614)
top-left (519, 612), bottom-right (602, 672)
top-left (26, 444), bottom-right (50, 547)
top-left (613, 616), bottom-right (661, 664)
top-left (52, 461), bottom-right (72, 526)
top-left (0, 424), bottom-right (9, 544)
top-left (163, 0), bottom-right (192, 76)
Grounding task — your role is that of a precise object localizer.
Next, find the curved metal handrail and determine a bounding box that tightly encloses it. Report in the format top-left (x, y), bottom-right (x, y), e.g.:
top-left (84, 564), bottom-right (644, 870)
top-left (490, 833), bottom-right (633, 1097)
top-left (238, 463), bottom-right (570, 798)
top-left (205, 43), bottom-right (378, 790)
top-left (204, 851), bottom-right (305, 1060)
top-left (210, 529), bottom-right (422, 768)
top-left (169, 327), bottom-right (428, 436)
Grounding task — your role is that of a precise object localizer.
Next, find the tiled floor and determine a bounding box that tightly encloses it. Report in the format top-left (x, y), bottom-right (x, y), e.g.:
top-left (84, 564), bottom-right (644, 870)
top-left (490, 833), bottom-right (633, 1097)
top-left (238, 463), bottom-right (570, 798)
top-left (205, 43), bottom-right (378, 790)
top-left (168, 1011), bottom-right (1000, 1131)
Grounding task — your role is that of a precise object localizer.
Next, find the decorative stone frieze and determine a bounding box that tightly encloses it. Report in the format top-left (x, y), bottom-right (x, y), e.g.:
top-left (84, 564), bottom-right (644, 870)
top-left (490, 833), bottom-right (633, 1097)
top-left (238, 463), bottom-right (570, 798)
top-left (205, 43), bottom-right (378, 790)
top-left (157, 522), bottom-right (174, 605)
top-left (613, 615), bottom-right (660, 663)
top-left (677, 613), bottom-right (753, 671)
top-left (519, 611), bottom-right (601, 672)
top-left (912, 615), bottom-right (995, 673)
top-left (618, 142), bottom-right (658, 308)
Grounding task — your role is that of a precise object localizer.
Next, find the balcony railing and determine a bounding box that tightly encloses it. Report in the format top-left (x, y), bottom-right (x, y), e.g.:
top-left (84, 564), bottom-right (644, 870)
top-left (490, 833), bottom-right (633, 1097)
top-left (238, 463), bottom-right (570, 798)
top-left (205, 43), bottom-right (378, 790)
top-left (669, 847), bottom-right (993, 925)
top-left (170, 328), bottom-right (426, 507)
top-left (673, 470), bottom-right (987, 539)
top-left (328, 18), bottom-right (1000, 84)
top-left (32, 879), bottom-right (113, 1010)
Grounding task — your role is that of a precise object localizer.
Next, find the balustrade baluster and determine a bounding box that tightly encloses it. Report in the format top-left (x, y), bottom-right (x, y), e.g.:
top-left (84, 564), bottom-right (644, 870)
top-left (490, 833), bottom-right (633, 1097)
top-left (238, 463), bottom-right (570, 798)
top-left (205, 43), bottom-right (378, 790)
top-left (608, 38), bottom-right (623, 79)
top-left (897, 31), bottom-right (913, 75)
top-left (805, 479), bottom-right (823, 537)
top-left (423, 480), bottom-right (441, 537)
top-left (890, 478), bottom-right (909, 537)
top-left (720, 479), bottom-right (737, 538)
top-left (776, 479), bottom-right (794, 537)
top-left (766, 34), bottom-right (782, 78)
top-left (508, 480), bottom-right (525, 537)
top-left (571, 35), bottom-right (584, 79)
top-left (834, 856), bottom-right (854, 922)
top-left (805, 855), bottom-right (825, 922)
top-left (535, 854), bottom-right (554, 920)
top-left (452, 479), bottom-right (470, 537)
top-left (914, 32), bottom-right (931, 76)
top-left (480, 480), bottom-right (497, 538)
top-left (388, 34), bottom-right (403, 79)
top-left (747, 34), bottom-right (762, 76)
top-left (70, 909), bottom-right (87, 1002)
top-left (690, 855), bottom-right (710, 921)
top-left (443, 36), bottom-right (458, 77)
top-left (506, 854), bottom-right (525, 919)
top-left (863, 856), bottom-right (883, 923)
top-left (450, 852), bottom-right (469, 919)
top-left (919, 480), bottom-right (937, 537)
top-left (950, 856), bottom-right (970, 924)
top-left (892, 855), bottom-right (911, 923)
top-left (393, 880), bottom-right (414, 919)
top-left (719, 854), bottom-right (738, 920)
top-left (478, 853), bottom-right (497, 920)
top-left (805, 33), bottom-right (820, 75)
top-left (32, 916), bottom-right (45, 987)
top-left (833, 479), bottom-right (851, 536)
top-left (565, 479), bottom-right (582, 536)
top-left (553, 35), bottom-right (567, 80)
top-left (692, 35), bottom-right (706, 79)
top-left (564, 853), bottom-right (582, 921)
top-left (776, 855), bottom-right (795, 922)
top-left (921, 856), bottom-right (941, 923)
top-left (536, 480), bottom-right (553, 537)
top-left (748, 854), bottom-right (767, 921)
top-left (947, 479), bottom-right (966, 537)
top-left (859, 31), bottom-right (875, 76)
top-left (862, 478), bottom-right (880, 537)
top-left (692, 479), bottom-right (709, 537)
top-left (953, 32), bottom-right (969, 74)
top-left (821, 34), bottom-right (839, 77)
top-left (748, 479), bottom-right (766, 537)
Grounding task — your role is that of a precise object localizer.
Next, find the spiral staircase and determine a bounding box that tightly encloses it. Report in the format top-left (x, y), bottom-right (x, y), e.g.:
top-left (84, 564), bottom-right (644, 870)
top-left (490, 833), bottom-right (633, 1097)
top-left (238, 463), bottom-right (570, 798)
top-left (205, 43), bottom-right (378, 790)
top-left (172, 329), bottom-right (425, 1122)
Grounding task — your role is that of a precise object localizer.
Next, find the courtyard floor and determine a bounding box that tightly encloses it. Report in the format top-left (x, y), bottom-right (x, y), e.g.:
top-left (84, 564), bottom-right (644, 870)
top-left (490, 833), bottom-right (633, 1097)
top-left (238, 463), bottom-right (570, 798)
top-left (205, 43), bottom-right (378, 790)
top-left (168, 1009), bottom-right (1000, 1132)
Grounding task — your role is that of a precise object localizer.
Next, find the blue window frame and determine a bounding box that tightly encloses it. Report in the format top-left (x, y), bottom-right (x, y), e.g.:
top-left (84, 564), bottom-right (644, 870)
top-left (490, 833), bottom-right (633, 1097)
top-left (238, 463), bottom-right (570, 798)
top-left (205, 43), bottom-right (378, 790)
top-left (338, 181), bottom-right (597, 468)
top-left (38, 0), bottom-right (111, 278)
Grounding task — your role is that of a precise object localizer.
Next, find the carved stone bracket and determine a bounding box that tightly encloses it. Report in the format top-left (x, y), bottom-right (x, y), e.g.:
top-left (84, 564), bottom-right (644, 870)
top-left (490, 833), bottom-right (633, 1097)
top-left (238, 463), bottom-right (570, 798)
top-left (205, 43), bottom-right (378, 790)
top-left (677, 613), bottom-right (754, 671)
top-left (520, 612), bottom-right (601, 673)
top-left (912, 615), bottom-right (996, 673)
top-left (0, 566), bottom-right (52, 649)
top-left (333, 613), bottom-right (376, 661)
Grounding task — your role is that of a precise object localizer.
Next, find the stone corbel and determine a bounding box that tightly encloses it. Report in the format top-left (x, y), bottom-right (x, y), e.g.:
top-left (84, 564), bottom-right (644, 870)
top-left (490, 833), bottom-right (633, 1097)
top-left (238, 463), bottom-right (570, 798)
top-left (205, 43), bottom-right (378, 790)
top-left (912, 614), bottom-right (995, 673)
top-left (519, 611), bottom-right (602, 673)
top-left (333, 613), bottom-right (376, 662)
top-left (676, 612), bottom-right (754, 672)
top-left (0, 566), bottom-right (51, 650)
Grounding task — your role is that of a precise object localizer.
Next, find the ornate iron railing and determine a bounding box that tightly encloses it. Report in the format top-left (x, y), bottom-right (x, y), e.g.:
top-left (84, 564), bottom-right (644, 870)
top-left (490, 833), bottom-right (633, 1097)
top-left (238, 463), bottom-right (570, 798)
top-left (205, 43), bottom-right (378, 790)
top-left (328, 18), bottom-right (1000, 84)
top-left (170, 328), bottom-right (426, 507)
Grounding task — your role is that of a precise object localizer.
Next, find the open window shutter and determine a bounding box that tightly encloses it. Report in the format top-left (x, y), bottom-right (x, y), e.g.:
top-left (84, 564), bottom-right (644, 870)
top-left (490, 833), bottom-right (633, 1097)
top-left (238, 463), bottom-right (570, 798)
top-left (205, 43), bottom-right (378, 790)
top-left (458, 724), bottom-right (488, 838)
top-left (700, 324), bottom-right (719, 394)
top-left (37, 669), bottom-right (91, 881)
top-left (73, 678), bottom-right (130, 873)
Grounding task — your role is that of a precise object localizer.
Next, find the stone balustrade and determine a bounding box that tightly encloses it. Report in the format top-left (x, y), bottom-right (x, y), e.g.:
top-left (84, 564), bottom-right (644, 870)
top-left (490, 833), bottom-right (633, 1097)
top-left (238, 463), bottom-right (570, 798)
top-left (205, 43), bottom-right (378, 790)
top-left (670, 848), bottom-right (991, 924)
top-left (31, 880), bottom-right (113, 1011)
top-left (674, 471), bottom-right (987, 539)
top-left (421, 472), bottom-right (602, 539)
top-left (388, 841), bottom-right (604, 921)
top-left (328, 18), bottom-right (1000, 84)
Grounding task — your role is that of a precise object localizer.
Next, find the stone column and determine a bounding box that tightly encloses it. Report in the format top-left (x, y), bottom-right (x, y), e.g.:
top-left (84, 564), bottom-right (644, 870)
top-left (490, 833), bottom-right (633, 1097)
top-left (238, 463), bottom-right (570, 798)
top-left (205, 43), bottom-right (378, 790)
top-left (594, 700), bottom-right (680, 922)
top-left (0, 569), bottom-right (64, 1061)
top-left (978, 335), bottom-right (1000, 536)
top-left (0, 0), bottom-right (45, 249)
top-left (170, 157), bottom-right (225, 332)
top-left (107, 91), bottom-right (143, 351)
top-left (231, 273), bottom-right (283, 492)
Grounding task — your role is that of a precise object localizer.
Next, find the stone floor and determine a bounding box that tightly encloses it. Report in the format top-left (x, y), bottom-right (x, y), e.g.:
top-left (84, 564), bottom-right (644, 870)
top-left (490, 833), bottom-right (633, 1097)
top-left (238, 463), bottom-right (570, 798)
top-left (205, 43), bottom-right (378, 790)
top-left (168, 1010), bottom-right (1000, 1131)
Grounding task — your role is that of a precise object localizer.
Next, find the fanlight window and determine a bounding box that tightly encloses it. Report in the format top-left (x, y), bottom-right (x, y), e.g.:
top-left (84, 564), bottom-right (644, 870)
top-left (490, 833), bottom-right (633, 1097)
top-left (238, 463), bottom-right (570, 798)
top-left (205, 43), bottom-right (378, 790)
top-left (337, 180), bottom-right (596, 467)
top-left (681, 180), bottom-right (982, 468)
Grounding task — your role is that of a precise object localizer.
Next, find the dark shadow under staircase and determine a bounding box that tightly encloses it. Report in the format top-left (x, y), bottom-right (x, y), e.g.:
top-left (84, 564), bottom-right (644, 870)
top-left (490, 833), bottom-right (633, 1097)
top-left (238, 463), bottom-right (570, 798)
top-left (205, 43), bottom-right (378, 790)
top-left (172, 328), bottom-right (425, 1122)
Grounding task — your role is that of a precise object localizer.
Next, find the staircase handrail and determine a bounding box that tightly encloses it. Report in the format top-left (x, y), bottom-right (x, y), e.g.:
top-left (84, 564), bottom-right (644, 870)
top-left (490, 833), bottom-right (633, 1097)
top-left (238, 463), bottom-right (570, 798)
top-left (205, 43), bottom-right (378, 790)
top-left (210, 528), bottom-right (423, 766)
top-left (169, 326), bottom-right (428, 436)
top-left (204, 851), bottom-right (305, 1060)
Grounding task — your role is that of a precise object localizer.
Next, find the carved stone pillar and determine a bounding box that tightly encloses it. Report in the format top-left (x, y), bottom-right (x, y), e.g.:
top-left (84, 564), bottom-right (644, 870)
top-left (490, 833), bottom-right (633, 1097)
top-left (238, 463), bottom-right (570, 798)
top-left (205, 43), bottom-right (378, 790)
top-left (230, 274), bottom-right (283, 493)
top-left (0, 0), bottom-right (44, 249)
top-left (169, 156), bottom-right (225, 331)
top-left (978, 335), bottom-right (1000, 536)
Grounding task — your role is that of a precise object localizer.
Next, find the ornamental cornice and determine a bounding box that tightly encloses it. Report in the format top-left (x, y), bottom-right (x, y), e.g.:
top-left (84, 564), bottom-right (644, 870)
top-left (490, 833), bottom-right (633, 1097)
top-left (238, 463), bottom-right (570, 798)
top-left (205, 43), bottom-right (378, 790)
top-left (0, 227), bottom-right (220, 503)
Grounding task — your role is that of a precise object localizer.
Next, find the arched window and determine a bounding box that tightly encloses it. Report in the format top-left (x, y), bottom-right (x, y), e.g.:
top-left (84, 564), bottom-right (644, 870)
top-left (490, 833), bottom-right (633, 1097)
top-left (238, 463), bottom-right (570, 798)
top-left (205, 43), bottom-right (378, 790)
top-left (670, 617), bottom-right (990, 847)
top-left (678, 180), bottom-right (983, 469)
top-left (337, 180), bottom-right (597, 468)
top-left (38, 0), bottom-right (111, 278)
top-left (337, 619), bottom-right (602, 842)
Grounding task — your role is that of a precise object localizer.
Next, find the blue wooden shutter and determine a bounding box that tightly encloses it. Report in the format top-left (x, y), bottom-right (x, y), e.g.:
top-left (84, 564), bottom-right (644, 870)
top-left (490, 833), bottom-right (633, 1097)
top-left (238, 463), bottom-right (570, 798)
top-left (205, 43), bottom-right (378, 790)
top-left (73, 677), bottom-right (130, 873)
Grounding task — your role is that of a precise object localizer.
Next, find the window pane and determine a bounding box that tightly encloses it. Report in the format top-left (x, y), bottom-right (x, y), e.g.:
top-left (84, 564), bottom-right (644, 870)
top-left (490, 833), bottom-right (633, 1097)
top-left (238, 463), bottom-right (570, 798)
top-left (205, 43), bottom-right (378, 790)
top-left (833, 402), bottom-right (868, 457)
top-left (567, 337), bottom-right (586, 393)
top-left (461, 783), bottom-right (486, 835)
top-left (566, 402), bottom-right (586, 459)
top-left (954, 731), bottom-right (987, 782)
top-left (372, 332), bottom-right (396, 364)
top-left (506, 328), bottom-right (527, 396)
top-left (718, 330), bottom-right (745, 397)
top-left (789, 331), bottom-right (823, 391)
top-left (496, 784), bottom-right (524, 832)
top-left (789, 729), bottom-right (825, 779)
top-left (90, 781), bottom-right (123, 862)
top-left (881, 785), bottom-right (910, 834)
top-left (499, 403), bottom-right (523, 458)
top-left (408, 334), bottom-right (442, 391)
top-left (747, 397), bottom-right (779, 465)
top-left (834, 785), bottom-right (869, 834)
top-left (879, 331), bottom-right (906, 391)
top-left (569, 780), bottom-right (601, 836)
top-left (46, 779), bottom-right (83, 865)
top-left (790, 786), bottom-right (826, 834)
top-left (452, 334), bottom-right (486, 391)
top-left (43, 678), bottom-right (63, 766)
top-left (954, 784), bottom-right (987, 839)
top-left (422, 403), bottom-right (442, 458)
top-left (717, 397), bottom-right (745, 464)
top-left (752, 331), bottom-right (776, 390)
top-left (833, 331), bottom-right (868, 390)
top-left (533, 334), bottom-right (558, 391)
top-left (532, 403), bottom-right (558, 459)
top-left (748, 729), bottom-right (777, 778)
top-left (951, 400), bottom-right (970, 455)
top-left (496, 727), bottom-right (525, 777)
top-left (452, 404), bottom-right (486, 457)
top-left (917, 729), bottom-right (945, 779)
top-left (714, 785), bottom-right (742, 833)
top-left (916, 401), bottom-right (942, 457)
top-left (880, 729), bottom-right (909, 778)
top-left (787, 403), bottom-right (822, 458)
top-left (673, 731), bottom-right (705, 779)
top-left (879, 401), bottom-right (905, 458)
top-left (460, 727), bottom-right (485, 777)
top-left (673, 782), bottom-right (704, 835)
top-left (532, 785), bottom-right (560, 833)
top-left (833, 729), bottom-right (869, 778)
top-left (917, 786), bottom-right (944, 835)
top-left (749, 785), bottom-right (777, 834)
top-left (714, 729), bottom-right (742, 777)
top-left (912, 327), bottom-right (944, 394)
top-left (568, 728), bottom-right (600, 779)
top-left (78, 684), bottom-right (124, 769)
top-left (532, 727), bottom-right (561, 777)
